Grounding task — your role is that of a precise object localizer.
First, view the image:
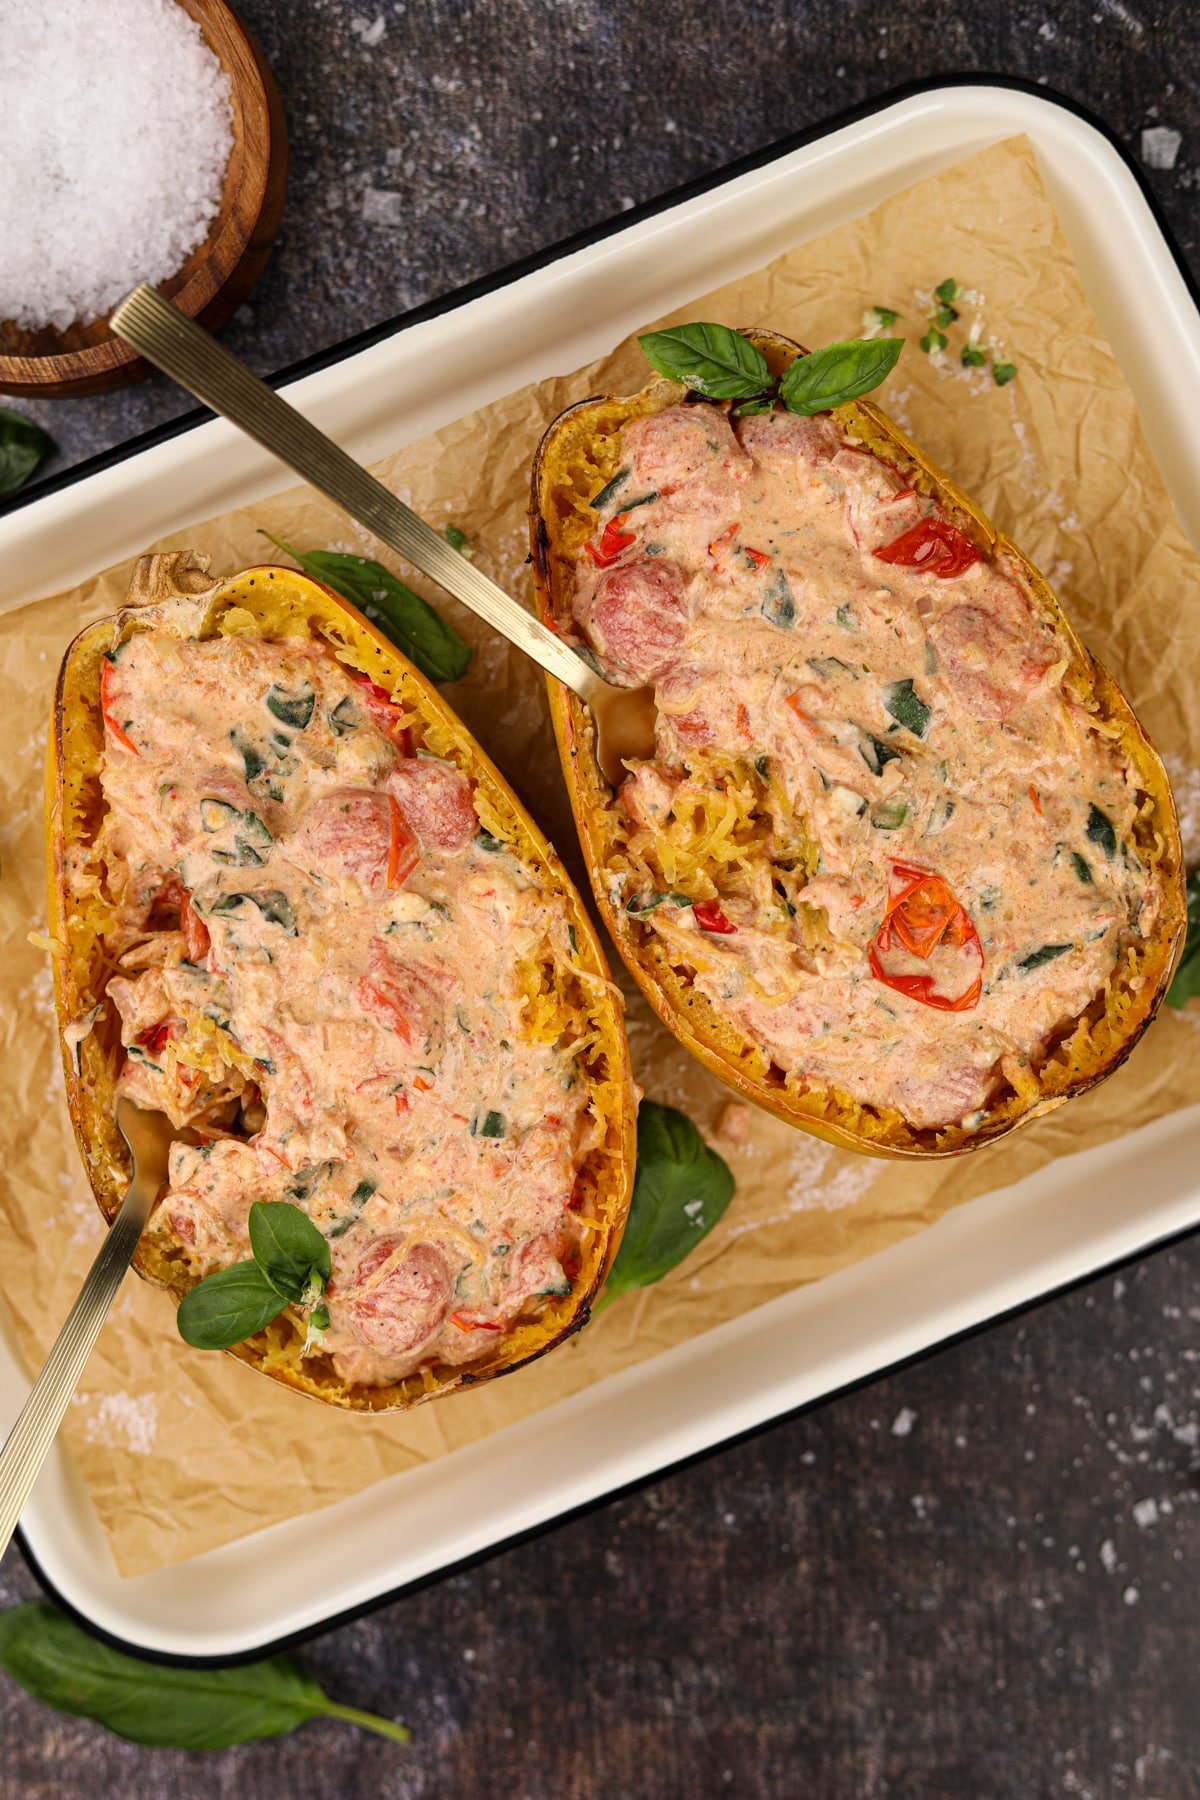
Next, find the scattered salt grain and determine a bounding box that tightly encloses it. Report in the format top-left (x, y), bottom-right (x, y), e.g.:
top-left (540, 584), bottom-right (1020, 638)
top-left (891, 1406), bottom-right (918, 1438)
top-left (1141, 127), bottom-right (1182, 171)
top-left (0, 0), bottom-right (233, 331)
top-left (81, 1390), bottom-right (159, 1456)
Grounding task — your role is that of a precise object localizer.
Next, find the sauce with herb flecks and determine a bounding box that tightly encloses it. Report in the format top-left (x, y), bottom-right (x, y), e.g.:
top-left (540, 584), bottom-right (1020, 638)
top-left (96, 631), bottom-right (593, 1384)
top-left (572, 402), bottom-right (1157, 1129)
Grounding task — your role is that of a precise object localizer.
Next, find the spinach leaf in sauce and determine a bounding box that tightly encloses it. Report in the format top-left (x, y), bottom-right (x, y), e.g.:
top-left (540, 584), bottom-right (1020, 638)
top-left (330, 1178), bottom-right (376, 1238)
top-left (266, 684), bottom-right (315, 730)
top-left (859, 734), bottom-right (903, 777)
top-left (211, 889), bottom-right (297, 935)
top-left (761, 570), bottom-right (795, 628)
top-left (589, 467), bottom-right (630, 510)
top-left (1017, 943), bottom-right (1074, 973)
top-left (1086, 804), bottom-right (1118, 860)
top-left (883, 678), bottom-right (932, 738)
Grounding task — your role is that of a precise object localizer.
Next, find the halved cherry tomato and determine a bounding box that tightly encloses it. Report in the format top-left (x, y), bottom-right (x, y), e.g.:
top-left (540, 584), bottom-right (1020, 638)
top-left (869, 861), bottom-right (982, 1012)
top-left (693, 899), bottom-right (737, 935)
top-left (100, 657), bottom-right (139, 756)
top-left (874, 517), bottom-right (980, 579)
top-left (584, 515), bottom-right (636, 568)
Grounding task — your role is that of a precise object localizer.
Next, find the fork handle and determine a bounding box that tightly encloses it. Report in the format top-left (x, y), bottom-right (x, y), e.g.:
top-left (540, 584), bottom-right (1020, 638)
top-left (0, 1184), bottom-right (153, 1558)
top-left (111, 285), bottom-right (596, 703)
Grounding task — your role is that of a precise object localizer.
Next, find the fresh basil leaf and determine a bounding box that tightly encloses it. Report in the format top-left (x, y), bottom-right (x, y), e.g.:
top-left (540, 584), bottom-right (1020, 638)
top-left (600, 1102), bottom-right (734, 1306)
top-left (779, 337), bottom-right (903, 416)
top-left (444, 523), bottom-right (473, 557)
top-left (0, 1603), bottom-right (410, 1748)
top-left (248, 1200), bottom-right (331, 1304)
top-left (961, 344), bottom-right (987, 368)
top-left (919, 329), bottom-right (948, 354)
top-left (992, 361), bottom-right (1018, 386)
top-left (637, 323), bottom-right (772, 399)
top-left (935, 278), bottom-right (959, 304)
top-left (261, 531), bottom-right (470, 684)
top-left (871, 306), bottom-right (900, 329)
top-left (0, 407), bottom-right (54, 500)
top-left (1166, 871), bottom-right (1200, 1008)
top-left (176, 1262), bottom-right (288, 1349)
top-left (732, 397), bottom-right (776, 418)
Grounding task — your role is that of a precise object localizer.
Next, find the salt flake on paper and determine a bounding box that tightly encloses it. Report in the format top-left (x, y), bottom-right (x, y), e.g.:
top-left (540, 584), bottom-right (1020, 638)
top-left (81, 1391), bottom-right (159, 1456)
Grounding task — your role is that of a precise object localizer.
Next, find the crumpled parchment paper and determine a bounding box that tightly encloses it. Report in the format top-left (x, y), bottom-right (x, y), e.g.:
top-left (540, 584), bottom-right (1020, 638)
top-left (2, 135), bottom-right (1198, 1577)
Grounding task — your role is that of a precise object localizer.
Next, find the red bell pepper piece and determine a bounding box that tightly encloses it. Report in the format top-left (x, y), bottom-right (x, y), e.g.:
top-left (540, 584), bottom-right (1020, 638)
top-left (693, 899), bottom-right (737, 935)
top-left (584, 514), bottom-right (637, 568)
top-left (100, 657), bottom-right (139, 756)
top-left (869, 861), bottom-right (982, 1012)
top-left (386, 795), bottom-right (419, 890)
top-left (874, 517), bottom-right (980, 579)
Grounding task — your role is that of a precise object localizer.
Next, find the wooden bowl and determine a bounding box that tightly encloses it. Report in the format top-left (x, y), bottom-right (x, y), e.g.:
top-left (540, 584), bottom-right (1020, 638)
top-left (0, 0), bottom-right (287, 399)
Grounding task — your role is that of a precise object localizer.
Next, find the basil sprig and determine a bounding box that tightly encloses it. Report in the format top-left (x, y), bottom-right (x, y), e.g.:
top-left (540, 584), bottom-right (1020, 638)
top-left (598, 1102), bottom-right (734, 1308)
top-left (778, 336), bottom-right (904, 415)
top-left (1166, 870), bottom-right (1200, 1008)
top-left (0, 1603), bottom-right (409, 1748)
top-left (261, 531), bottom-right (470, 684)
top-left (638, 321), bottom-right (903, 416)
top-left (0, 406), bottom-right (54, 500)
top-left (176, 1200), bottom-right (331, 1350)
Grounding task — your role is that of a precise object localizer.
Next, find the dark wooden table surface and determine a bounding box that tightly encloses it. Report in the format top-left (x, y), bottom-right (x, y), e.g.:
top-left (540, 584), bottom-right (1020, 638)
top-left (3, 4), bottom-right (1199, 1796)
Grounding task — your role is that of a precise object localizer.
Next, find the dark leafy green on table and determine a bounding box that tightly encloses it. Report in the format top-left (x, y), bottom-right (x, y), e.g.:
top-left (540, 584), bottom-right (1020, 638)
top-left (599, 1101), bottom-right (735, 1308)
top-left (0, 407), bottom-right (54, 500)
top-left (638, 321), bottom-right (902, 415)
top-left (1166, 870), bottom-right (1200, 1008)
top-left (176, 1199), bottom-right (330, 1350)
top-left (0, 1604), bottom-right (409, 1749)
top-left (261, 531), bottom-right (471, 684)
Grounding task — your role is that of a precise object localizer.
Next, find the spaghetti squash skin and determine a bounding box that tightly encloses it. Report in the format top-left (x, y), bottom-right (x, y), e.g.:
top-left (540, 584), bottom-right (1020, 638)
top-left (48, 553), bottom-right (636, 1410)
top-left (530, 328), bottom-right (1185, 1158)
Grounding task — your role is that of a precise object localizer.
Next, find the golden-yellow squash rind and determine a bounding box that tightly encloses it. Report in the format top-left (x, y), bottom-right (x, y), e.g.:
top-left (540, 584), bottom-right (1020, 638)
top-left (529, 328), bottom-right (1186, 1159)
top-left (48, 552), bottom-right (637, 1410)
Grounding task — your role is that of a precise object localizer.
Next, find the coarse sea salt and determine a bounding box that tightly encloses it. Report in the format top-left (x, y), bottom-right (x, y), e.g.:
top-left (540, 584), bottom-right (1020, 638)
top-left (0, 0), bottom-right (233, 331)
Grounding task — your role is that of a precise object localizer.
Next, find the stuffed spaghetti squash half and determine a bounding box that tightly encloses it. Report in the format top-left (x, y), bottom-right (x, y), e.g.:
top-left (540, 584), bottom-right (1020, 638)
top-left (531, 327), bottom-right (1184, 1157)
top-left (48, 553), bottom-right (636, 1410)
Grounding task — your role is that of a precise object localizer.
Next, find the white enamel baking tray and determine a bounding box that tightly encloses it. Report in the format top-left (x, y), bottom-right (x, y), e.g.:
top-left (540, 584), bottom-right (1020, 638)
top-left (3, 78), bottom-right (1199, 1661)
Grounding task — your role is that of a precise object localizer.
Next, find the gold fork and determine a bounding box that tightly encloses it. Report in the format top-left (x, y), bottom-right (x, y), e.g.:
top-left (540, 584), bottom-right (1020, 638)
top-left (111, 284), bottom-right (657, 787)
top-left (0, 1100), bottom-right (178, 1557)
